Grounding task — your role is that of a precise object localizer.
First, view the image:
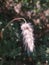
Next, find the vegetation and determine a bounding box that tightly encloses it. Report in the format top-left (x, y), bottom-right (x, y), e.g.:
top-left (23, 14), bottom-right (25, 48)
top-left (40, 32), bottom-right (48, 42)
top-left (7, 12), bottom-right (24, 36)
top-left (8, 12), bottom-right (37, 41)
top-left (0, 0), bottom-right (49, 65)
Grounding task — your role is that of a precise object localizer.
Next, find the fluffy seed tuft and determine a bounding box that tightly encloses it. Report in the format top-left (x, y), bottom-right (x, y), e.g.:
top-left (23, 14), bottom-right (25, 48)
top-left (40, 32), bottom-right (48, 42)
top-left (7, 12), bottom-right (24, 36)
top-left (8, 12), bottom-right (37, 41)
top-left (21, 22), bottom-right (35, 54)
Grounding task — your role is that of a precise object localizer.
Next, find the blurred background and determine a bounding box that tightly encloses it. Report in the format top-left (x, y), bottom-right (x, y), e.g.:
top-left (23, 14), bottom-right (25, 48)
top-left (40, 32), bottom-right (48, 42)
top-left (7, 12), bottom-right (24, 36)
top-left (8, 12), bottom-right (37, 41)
top-left (0, 0), bottom-right (49, 65)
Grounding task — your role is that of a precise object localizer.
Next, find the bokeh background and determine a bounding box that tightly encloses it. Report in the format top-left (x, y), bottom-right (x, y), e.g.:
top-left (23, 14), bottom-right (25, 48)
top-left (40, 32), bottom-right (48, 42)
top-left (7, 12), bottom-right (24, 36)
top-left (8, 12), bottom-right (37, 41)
top-left (0, 0), bottom-right (49, 65)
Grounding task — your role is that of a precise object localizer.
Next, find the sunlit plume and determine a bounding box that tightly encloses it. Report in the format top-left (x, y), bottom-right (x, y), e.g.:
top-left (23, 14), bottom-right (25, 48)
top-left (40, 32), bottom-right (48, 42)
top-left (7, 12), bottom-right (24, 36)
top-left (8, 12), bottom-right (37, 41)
top-left (21, 22), bottom-right (35, 54)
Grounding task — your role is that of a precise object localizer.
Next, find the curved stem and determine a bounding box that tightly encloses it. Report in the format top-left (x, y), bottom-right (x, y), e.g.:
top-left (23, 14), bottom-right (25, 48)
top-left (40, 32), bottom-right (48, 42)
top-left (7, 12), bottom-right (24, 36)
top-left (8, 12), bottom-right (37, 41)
top-left (1, 17), bottom-right (27, 39)
top-left (5, 18), bottom-right (27, 28)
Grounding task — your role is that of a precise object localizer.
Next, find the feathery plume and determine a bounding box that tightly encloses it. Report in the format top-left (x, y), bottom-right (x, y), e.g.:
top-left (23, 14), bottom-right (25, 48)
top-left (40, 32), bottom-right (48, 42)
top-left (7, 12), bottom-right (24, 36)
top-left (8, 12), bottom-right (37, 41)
top-left (21, 22), bottom-right (35, 54)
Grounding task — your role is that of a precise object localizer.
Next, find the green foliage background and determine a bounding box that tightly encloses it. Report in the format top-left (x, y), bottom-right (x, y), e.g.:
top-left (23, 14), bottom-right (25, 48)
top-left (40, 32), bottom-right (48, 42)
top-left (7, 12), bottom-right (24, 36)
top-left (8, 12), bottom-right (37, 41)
top-left (0, 0), bottom-right (49, 65)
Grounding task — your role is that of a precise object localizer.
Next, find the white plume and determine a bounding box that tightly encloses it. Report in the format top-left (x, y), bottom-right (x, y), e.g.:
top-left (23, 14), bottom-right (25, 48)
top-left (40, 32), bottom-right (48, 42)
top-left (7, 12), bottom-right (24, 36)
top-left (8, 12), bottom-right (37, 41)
top-left (21, 22), bottom-right (35, 54)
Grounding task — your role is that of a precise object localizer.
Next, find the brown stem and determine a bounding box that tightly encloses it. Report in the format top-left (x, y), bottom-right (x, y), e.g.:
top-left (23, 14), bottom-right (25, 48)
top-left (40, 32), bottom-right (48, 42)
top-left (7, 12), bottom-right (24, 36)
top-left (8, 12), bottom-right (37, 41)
top-left (1, 17), bottom-right (27, 39)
